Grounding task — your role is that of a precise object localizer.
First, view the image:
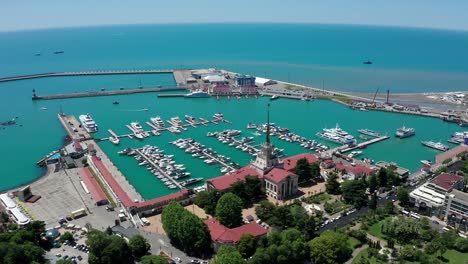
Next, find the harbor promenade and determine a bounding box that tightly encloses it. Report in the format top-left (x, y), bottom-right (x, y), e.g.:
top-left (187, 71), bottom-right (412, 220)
top-left (57, 113), bottom-right (144, 204)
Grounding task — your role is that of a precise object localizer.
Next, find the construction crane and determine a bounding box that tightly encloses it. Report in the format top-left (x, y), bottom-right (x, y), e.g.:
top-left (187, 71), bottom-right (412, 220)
top-left (369, 87), bottom-right (380, 108)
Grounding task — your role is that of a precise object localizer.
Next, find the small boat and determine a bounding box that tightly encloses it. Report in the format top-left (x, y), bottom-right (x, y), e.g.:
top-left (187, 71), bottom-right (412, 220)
top-left (363, 60), bottom-right (372, 65)
top-left (110, 136), bottom-right (120, 145)
top-left (40, 107), bottom-right (47, 110)
top-left (421, 160), bottom-right (433, 166)
top-left (270, 95), bottom-right (279, 100)
top-left (54, 51), bottom-right (64, 54)
top-left (112, 101), bottom-right (120, 105)
top-left (421, 141), bottom-right (449, 151)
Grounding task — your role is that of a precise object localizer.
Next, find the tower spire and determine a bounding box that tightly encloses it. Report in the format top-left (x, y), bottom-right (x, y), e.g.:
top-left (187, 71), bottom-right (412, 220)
top-left (266, 103), bottom-right (270, 144)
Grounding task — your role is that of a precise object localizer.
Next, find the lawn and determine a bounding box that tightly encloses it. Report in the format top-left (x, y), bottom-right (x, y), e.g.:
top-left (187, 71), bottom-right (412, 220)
top-left (368, 220), bottom-right (386, 240)
top-left (351, 248), bottom-right (383, 264)
top-left (324, 200), bottom-right (351, 215)
top-left (438, 249), bottom-right (468, 264)
top-left (348, 237), bottom-right (362, 249)
top-left (304, 193), bottom-right (332, 204)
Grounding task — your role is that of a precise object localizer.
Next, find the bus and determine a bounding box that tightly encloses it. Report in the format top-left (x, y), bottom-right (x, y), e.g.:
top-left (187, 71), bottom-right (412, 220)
top-left (410, 213), bottom-right (421, 220)
top-left (71, 208), bottom-right (87, 219)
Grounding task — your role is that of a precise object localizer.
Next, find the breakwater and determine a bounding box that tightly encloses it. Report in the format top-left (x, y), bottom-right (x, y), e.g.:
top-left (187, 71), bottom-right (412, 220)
top-left (32, 87), bottom-right (187, 100)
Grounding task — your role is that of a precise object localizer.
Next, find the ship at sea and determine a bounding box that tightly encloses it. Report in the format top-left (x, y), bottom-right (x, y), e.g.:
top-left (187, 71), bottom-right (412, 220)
top-left (79, 114), bottom-right (98, 133)
top-left (421, 141), bottom-right (449, 151)
top-left (395, 126), bottom-right (415, 138)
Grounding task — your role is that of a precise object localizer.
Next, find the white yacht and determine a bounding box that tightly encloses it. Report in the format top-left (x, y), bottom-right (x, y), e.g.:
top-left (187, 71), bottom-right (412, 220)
top-left (79, 114), bottom-right (98, 133)
top-left (150, 116), bottom-right (166, 128)
top-left (421, 141), bottom-right (449, 151)
top-left (130, 122), bottom-right (143, 132)
top-left (109, 136), bottom-right (120, 145)
top-left (185, 90), bottom-right (210, 98)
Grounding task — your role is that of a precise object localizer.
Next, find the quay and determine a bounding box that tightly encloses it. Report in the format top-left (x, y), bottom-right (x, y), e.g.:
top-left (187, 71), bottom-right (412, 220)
top-left (134, 149), bottom-right (184, 190)
top-left (32, 87), bottom-right (187, 100)
top-left (340, 136), bottom-right (390, 153)
top-left (0, 69), bottom-right (181, 83)
top-left (184, 141), bottom-right (235, 171)
top-left (157, 94), bottom-right (186, 98)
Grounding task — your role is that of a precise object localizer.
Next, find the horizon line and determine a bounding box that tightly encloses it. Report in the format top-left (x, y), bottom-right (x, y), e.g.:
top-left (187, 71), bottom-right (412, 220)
top-left (1, 21), bottom-right (468, 34)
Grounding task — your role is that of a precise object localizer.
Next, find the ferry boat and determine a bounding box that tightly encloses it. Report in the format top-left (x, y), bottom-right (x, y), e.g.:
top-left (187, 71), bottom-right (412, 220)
top-left (357, 129), bottom-right (381, 137)
top-left (395, 126), bottom-right (415, 138)
top-left (79, 114), bottom-right (98, 133)
top-left (185, 90), bottom-right (210, 98)
top-left (180, 177), bottom-right (203, 187)
top-left (270, 95), bottom-right (279, 100)
top-left (421, 141), bottom-right (449, 151)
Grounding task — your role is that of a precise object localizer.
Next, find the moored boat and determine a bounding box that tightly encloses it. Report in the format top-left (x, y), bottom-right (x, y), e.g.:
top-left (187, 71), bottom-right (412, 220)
top-left (395, 126), bottom-right (415, 138)
top-left (421, 141), bottom-right (449, 151)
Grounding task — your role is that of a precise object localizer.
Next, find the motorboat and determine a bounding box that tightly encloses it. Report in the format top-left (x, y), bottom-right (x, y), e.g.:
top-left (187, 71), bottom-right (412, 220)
top-left (185, 90), bottom-right (210, 98)
top-left (109, 136), bottom-right (120, 145)
top-left (79, 114), bottom-right (98, 133)
top-left (421, 141), bottom-right (449, 151)
top-left (395, 126), bottom-right (415, 138)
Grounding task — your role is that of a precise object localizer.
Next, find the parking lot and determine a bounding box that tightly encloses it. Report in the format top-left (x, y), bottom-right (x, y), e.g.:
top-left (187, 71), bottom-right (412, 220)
top-left (46, 228), bottom-right (89, 263)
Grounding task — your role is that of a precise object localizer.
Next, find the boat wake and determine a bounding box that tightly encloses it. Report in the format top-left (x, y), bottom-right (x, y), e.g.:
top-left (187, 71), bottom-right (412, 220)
top-left (118, 108), bottom-right (149, 112)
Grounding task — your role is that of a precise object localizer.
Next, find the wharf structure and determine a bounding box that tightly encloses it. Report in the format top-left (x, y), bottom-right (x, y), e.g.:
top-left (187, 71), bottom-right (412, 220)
top-left (206, 105), bottom-right (319, 201)
top-left (56, 113), bottom-right (194, 219)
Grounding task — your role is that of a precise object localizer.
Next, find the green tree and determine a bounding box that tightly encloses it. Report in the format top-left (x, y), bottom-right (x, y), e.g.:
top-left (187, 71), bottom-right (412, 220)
top-left (270, 206), bottom-right (294, 229)
top-left (140, 255), bottom-right (168, 264)
top-left (59, 231), bottom-right (74, 243)
top-left (381, 217), bottom-right (421, 244)
top-left (397, 187), bottom-right (410, 207)
top-left (368, 175), bottom-right (377, 194)
top-left (213, 246), bottom-right (246, 264)
top-left (128, 235), bottom-right (150, 259)
top-left (87, 230), bottom-right (134, 264)
top-left (237, 234), bottom-right (256, 259)
top-left (56, 260), bottom-right (75, 264)
top-left (255, 201), bottom-right (276, 222)
top-left (194, 191), bottom-right (219, 215)
top-left (216, 193), bottom-right (243, 228)
top-left (293, 158), bottom-right (312, 183)
top-left (310, 162), bottom-right (322, 183)
top-left (161, 202), bottom-right (211, 256)
top-left (377, 168), bottom-right (388, 187)
top-left (369, 193), bottom-right (377, 210)
top-left (309, 231), bottom-right (352, 264)
top-left (454, 237), bottom-right (468, 252)
top-left (341, 180), bottom-right (368, 207)
top-left (325, 173), bottom-right (341, 195)
top-left (383, 201), bottom-right (395, 215)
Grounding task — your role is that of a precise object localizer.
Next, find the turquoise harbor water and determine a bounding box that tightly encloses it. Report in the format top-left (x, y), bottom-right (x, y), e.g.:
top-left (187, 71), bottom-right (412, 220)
top-left (0, 24), bottom-right (467, 196)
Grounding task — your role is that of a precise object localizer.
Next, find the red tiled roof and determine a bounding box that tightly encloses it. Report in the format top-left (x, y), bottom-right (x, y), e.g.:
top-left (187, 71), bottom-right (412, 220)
top-left (335, 163), bottom-right (374, 175)
top-left (204, 218), bottom-right (267, 244)
top-left (430, 173), bottom-right (464, 191)
top-left (91, 156), bottom-right (189, 210)
top-left (135, 189), bottom-right (189, 209)
top-left (91, 156), bottom-right (134, 207)
top-left (206, 165), bottom-right (262, 191)
top-left (81, 168), bottom-right (108, 204)
top-left (73, 139), bottom-right (83, 151)
top-left (281, 153), bottom-right (319, 171)
top-left (264, 168), bottom-right (297, 184)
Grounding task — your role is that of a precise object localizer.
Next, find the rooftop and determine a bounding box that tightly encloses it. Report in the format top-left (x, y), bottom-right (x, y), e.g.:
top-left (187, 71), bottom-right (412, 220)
top-left (449, 189), bottom-right (468, 203)
top-left (430, 173), bottom-right (464, 191)
top-left (335, 162), bottom-right (374, 175)
top-left (264, 168), bottom-right (298, 184)
top-left (281, 153), bottom-right (319, 171)
top-left (206, 165), bottom-right (262, 191)
top-left (204, 217), bottom-right (267, 244)
top-left (80, 168), bottom-right (109, 204)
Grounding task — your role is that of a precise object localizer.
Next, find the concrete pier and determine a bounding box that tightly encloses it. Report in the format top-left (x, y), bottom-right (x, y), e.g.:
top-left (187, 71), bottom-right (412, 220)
top-left (33, 87), bottom-right (187, 100)
top-left (340, 136), bottom-right (390, 153)
top-left (0, 69), bottom-right (181, 83)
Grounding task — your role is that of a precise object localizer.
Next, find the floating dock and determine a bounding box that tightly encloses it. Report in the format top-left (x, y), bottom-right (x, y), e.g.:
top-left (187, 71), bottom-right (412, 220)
top-left (134, 149), bottom-right (183, 189)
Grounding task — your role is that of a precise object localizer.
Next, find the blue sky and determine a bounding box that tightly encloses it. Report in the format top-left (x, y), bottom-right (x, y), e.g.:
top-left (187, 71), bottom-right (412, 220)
top-left (1, 0), bottom-right (467, 31)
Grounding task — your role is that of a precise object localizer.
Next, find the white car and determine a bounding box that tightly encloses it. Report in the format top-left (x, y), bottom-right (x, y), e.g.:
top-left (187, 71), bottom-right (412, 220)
top-left (55, 253), bottom-right (62, 257)
top-left (174, 257), bottom-right (182, 263)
